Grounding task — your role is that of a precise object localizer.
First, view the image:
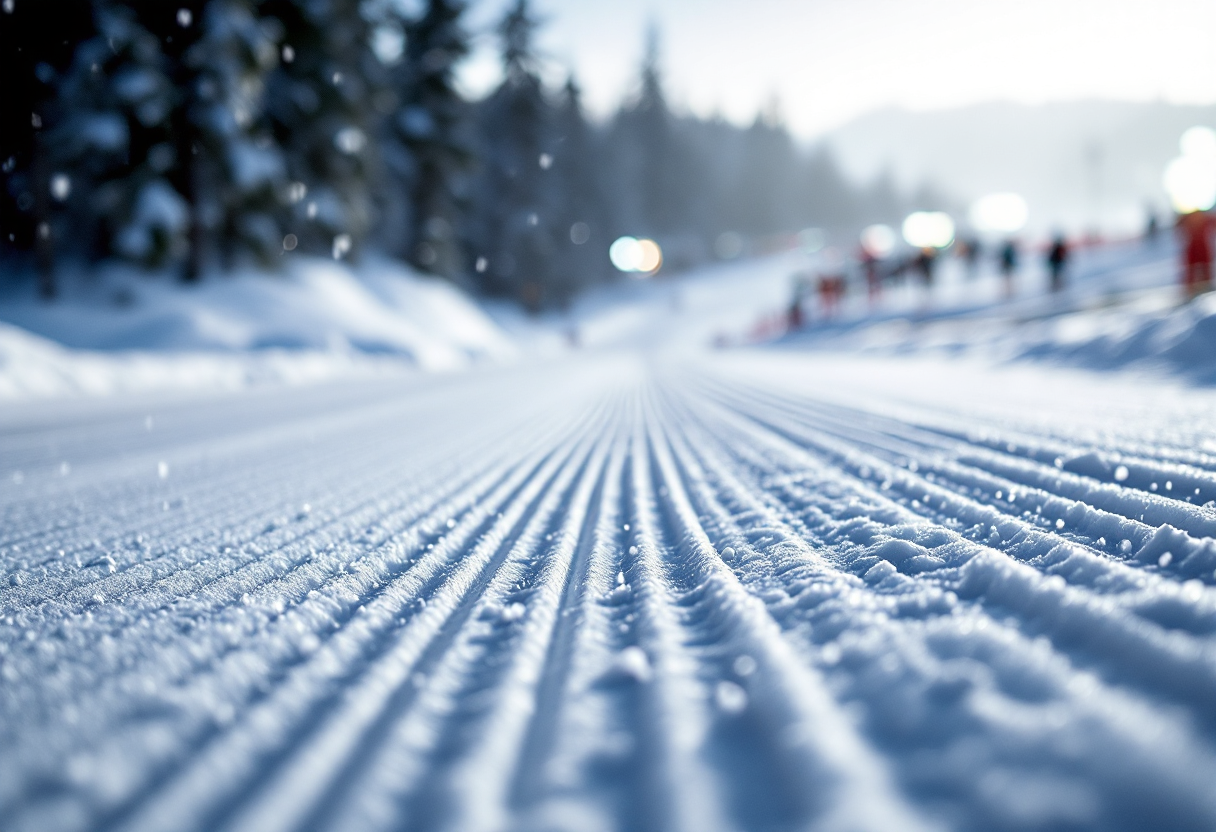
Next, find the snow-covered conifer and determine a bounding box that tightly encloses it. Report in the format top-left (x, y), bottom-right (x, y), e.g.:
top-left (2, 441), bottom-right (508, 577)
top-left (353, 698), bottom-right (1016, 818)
top-left (388, 0), bottom-right (473, 280)
top-left (260, 0), bottom-right (381, 260)
top-left (470, 0), bottom-right (560, 310)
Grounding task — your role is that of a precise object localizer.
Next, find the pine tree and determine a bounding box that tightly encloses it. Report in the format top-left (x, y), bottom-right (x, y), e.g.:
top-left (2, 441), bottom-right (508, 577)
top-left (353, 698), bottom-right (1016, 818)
top-left (260, 0), bottom-right (381, 260)
top-left (46, 2), bottom-right (186, 271)
top-left (172, 0), bottom-right (287, 277)
top-left (0, 0), bottom-right (94, 295)
top-left (388, 0), bottom-right (473, 280)
top-left (726, 104), bottom-right (801, 238)
top-left (548, 76), bottom-right (612, 303)
top-left (471, 0), bottom-right (558, 310)
top-left (609, 26), bottom-right (690, 239)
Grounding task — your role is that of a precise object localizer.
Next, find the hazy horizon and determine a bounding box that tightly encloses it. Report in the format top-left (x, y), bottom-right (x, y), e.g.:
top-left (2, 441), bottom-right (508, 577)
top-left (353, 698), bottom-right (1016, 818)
top-left (454, 0), bottom-right (1216, 139)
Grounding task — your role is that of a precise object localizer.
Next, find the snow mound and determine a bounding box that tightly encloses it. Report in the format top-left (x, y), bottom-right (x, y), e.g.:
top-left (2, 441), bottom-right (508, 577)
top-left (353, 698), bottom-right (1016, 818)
top-left (780, 289), bottom-right (1216, 383)
top-left (0, 320), bottom-right (414, 401)
top-left (0, 256), bottom-right (514, 370)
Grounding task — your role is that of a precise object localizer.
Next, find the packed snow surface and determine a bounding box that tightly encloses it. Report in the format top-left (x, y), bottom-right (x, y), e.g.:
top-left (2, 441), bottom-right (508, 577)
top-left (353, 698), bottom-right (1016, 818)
top-left (4, 350), bottom-right (1216, 832)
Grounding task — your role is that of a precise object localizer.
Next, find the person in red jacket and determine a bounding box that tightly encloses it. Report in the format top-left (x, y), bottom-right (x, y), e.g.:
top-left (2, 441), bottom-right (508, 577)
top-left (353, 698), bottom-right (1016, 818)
top-left (1179, 209), bottom-right (1215, 298)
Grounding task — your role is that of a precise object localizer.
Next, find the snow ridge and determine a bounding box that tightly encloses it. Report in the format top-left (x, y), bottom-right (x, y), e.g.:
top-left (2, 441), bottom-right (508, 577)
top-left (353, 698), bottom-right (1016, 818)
top-left (3, 355), bottom-right (1216, 831)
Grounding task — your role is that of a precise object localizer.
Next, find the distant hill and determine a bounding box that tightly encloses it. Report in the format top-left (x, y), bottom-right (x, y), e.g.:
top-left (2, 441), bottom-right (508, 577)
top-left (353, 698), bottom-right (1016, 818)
top-left (819, 100), bottom-right (1216, 237)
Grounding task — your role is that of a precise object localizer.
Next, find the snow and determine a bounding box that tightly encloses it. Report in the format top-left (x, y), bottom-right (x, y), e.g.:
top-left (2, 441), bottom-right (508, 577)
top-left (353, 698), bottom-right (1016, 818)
top-left (4, 243), bottom-right (1216, 830)
top-left (0, 256), bottom-right (514, 399)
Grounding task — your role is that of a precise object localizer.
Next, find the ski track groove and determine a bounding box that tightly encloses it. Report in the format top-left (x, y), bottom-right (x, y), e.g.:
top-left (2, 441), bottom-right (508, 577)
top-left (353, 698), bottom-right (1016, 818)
top-left (3, 355), bottom-right (1216, 831)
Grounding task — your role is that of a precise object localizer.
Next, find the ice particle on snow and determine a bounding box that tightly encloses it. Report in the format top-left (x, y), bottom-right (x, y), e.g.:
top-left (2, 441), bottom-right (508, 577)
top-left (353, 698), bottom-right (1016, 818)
top-left (501, 602), bottom-right (526, 622)
top-left (715, 681), bottom-right (748, 714)
top-left (614, 646), bottom-right (651, 683)
top-left (1055, 518), bottom-right (1065, 529)
top-left (628, 545), bottom-right (638, 556)
top-left (50, 173), bottom-right (71, 201)
top-left (157, 461), bottom-right (169, 479)
top-left (446, 518), bottom-right (456, 529)
top-left (1158, 552), bottom-right (1173, 567)
top-left (334, 127), bottom-right (367, 155)
top-left (1119, 539), bottom-right (1133, 554)
top-left (616, 571), bottom-right (625, 586)
top-left (733, 655), bottom-right (757, 677)
top-left (283, 234), bottom-right (298, 251)
top-left (623, 524), bottom-right (629, 531)
top-left (332, 234), bottom-right (352, 260)
top-left (721, 546), bottom-right (735, 558)
top-left (1114, 465), bottom-right (1129, 482)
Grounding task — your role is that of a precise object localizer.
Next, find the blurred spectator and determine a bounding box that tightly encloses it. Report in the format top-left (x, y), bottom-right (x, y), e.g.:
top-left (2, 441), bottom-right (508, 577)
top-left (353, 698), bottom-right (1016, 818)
top-left (957, 236), bottom-right (981, 279)
top-left (1144, 208), bottom-right (1159, 244)
top-left (913, 247), bottom-right (937, 288)
top-left (999, 240), bottom-right (1019, 298)
top-left (818, 272), bottom-right (846, 319)
top-left (1046, 234), bottom-right (1069, 293)
top-left (1178, 210), bottom-right (1215, 298)
top-left (860, 246), bottom-right (882, 305)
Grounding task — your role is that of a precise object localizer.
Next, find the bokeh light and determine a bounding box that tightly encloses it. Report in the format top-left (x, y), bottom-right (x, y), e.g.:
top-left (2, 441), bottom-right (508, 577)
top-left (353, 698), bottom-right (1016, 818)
top-left (860, 224), bottom-right (895, 258)
top-left (901, 212), bottom-right (955, 249)
top-left (799, 228), bottom-right (826, 254)
top-left (637, 239), bottom-right (663, 273)
top-left (609, 236), bottom-right (643, 271)
top-left (609, 236), bottom-right (662, 275)
top-left (1165, 126), bottom-right (1216, 214)
top-left (969, 193), bottom-right (1028, 233)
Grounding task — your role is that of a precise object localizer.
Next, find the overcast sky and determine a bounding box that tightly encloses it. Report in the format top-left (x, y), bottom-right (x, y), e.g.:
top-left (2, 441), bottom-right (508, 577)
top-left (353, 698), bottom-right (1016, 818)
top-left (455, 0), bottom-right (1216, 139)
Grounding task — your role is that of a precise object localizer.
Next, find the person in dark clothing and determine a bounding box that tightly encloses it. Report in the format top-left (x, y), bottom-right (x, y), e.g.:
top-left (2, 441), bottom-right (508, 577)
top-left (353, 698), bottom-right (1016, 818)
top-left (914, 247), bottom-right (937, 288)
top-left (1046, 234), bottom-right (1069, 293)
top-left (999, 240), bottom-right (1018, 298)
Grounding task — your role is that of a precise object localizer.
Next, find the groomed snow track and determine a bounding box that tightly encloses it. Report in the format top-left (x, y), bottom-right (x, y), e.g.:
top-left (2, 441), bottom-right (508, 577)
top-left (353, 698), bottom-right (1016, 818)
top-left (4, 353), bottom-right (1216, 832)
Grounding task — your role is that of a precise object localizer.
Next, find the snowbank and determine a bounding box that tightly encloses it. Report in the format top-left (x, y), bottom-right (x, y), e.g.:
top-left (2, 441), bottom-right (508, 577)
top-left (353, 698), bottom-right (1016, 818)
top-left (781, 289), bottom-right (1216, 383)
top-left (0, 256), bottom-right (515, 400)
top-left (0, 319), bottom-right (421, 400)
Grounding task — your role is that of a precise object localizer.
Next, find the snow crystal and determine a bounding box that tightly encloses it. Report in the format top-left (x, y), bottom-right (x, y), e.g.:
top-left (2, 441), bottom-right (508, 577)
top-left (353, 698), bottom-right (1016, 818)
top-left (715, 681), bottom-right (748, 714)
top-left (332, 234), bottom-right (352, 260)
top-left (334, 127), bottom-right (367, 156)
top-left (50, 174), bottom-right (71, 202)
top-left (732, 655), bottom-right (757, 677)
top-left (614, 646), bottom-right (651, 683)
